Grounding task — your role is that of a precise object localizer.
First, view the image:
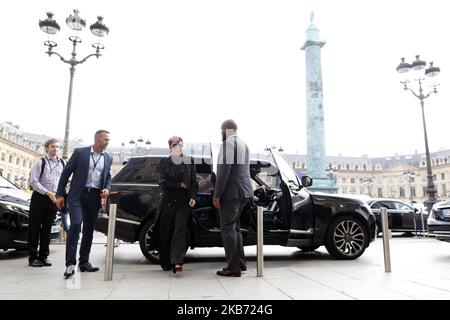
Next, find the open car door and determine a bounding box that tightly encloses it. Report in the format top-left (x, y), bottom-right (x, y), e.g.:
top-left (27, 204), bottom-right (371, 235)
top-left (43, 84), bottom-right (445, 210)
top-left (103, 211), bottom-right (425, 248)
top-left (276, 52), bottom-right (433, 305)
top-left (270, 149), bottom-right (315, 246)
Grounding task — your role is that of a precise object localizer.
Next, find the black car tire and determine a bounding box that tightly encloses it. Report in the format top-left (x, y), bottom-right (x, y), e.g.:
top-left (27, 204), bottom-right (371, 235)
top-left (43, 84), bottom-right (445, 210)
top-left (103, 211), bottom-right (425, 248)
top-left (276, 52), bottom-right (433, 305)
top-left (297, 245), bottom-right (320, 252)
top-left (138, 219), bottom-right (191, 264)
top-left (138, 220), bottom-right (160, 264)
top-left (325, 215), bottom-right (369, 260)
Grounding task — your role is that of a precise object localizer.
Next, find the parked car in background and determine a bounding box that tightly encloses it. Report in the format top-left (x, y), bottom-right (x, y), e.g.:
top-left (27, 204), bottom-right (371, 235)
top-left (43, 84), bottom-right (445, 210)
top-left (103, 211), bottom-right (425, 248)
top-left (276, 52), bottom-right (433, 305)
top-left (428, 200), bottom-right (450, 242)
top-left (0, 175), bottom-right (61, 251)
top-left (366, 198), bottom-right (428, 236)
top-left (96, 148), bottom-right (376, 262)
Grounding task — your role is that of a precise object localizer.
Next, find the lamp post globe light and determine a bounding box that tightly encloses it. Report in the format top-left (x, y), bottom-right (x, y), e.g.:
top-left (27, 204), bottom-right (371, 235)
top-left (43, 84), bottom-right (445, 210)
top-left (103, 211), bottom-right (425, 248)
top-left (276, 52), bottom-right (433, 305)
top-left (396, 55), bottom-right (440, 212)
top-left (126, 137), bottom-right (151, 157)
top-left (39, 10), bottom-right (109, 160)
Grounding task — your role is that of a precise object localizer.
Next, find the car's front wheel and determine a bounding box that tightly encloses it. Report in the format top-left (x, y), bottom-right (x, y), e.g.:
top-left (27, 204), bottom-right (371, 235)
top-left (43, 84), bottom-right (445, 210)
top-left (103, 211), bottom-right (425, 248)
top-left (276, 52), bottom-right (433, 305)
top-left (325, 215), bottom-right (369, 260)
top-left (138, 220), bottom-right (160, 264)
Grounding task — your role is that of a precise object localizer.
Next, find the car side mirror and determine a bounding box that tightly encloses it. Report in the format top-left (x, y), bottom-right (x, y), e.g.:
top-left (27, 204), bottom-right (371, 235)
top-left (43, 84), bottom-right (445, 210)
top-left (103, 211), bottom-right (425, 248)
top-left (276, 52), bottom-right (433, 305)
top-left (301, 175), bottom-right (313, 187)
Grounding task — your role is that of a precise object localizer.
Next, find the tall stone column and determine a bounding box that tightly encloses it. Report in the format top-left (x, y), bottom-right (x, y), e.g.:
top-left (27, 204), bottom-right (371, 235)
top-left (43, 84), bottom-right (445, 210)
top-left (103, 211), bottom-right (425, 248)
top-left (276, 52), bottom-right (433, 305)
top-left (301, 13), bottom-right (336, 192)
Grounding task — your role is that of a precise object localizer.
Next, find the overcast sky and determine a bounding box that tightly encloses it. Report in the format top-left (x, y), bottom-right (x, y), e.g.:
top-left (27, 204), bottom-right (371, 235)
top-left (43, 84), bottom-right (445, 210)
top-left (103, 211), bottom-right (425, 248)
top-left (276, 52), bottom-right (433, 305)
top-left (1, 0), bottom-right (448, 157)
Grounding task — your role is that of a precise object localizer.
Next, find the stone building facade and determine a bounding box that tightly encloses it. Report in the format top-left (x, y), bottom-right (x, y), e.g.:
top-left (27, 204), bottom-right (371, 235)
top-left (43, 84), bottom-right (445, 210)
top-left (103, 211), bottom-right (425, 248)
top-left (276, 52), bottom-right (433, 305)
top-left (285, 150), bottom-right (450, 204)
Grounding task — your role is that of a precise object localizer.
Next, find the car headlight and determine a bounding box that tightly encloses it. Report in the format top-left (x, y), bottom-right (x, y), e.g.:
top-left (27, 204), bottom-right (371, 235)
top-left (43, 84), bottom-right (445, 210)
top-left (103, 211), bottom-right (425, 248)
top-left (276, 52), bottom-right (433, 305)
top-left (0, 201), bottom-right (30, 227)
top-left (0, 201), bottom-right (29, 215)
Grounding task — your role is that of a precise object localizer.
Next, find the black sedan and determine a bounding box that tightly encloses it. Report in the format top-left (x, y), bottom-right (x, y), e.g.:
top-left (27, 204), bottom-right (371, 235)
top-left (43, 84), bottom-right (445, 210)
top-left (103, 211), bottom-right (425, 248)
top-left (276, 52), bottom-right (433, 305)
top-left (96, 148), bottom-right (376, 262)
top-left (367, 198), bottom-right (428, 236)
top-left (428, 200), bottom-right (450, 242)
top-left (0, 175), bottom-right (61, 250)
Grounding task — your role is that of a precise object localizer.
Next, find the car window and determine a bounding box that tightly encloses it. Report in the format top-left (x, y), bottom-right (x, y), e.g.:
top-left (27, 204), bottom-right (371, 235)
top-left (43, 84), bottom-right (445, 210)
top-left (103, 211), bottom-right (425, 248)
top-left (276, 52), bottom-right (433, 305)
top-left (394, 202), bottom-right (412, 211)
top-left (371, 201), bottom-right (395, 210)
top-left (113, 157), bottom-right (161, 184)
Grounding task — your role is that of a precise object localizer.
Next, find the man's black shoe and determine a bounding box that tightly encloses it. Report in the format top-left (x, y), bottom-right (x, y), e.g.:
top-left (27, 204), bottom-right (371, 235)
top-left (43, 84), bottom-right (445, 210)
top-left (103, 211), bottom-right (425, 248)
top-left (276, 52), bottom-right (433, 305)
top-left (64, 265), bottom-right (75, 279)
top-left (79, 262), bottom-right (99, 272)
top-left (40, 258), bottom-right (52, 267)
top-left (222, 266), bottom-right (247, 272)
top-left (217, 269), bottom-right (241, 277)
top-left (29, 259), bottom-right (44, 267)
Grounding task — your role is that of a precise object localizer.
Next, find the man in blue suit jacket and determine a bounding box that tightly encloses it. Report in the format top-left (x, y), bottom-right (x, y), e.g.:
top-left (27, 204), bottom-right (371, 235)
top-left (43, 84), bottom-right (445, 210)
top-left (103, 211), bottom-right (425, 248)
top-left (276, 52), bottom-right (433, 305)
top-left (56, 130), bottom-right (113, 278)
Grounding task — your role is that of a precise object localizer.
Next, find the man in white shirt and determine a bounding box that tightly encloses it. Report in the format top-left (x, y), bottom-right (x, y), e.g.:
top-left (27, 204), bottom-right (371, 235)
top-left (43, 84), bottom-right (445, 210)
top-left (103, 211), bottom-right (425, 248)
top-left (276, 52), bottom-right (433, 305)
top-left (28, 139), bottom-right (64, 267)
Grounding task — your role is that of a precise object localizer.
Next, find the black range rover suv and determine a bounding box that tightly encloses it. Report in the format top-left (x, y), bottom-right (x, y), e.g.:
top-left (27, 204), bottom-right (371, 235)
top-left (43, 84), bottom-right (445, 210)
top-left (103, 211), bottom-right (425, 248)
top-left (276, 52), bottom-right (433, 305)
top-left (96, 148), bottom-right (376, 262)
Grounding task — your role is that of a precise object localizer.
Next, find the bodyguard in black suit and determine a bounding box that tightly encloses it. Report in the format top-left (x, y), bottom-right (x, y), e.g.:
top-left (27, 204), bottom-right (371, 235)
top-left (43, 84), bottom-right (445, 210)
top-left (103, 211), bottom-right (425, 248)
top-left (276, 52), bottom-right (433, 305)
top-left (213, 120), bottom-right (253, 277)
top-left (56, 130), bottom-right (113, 278)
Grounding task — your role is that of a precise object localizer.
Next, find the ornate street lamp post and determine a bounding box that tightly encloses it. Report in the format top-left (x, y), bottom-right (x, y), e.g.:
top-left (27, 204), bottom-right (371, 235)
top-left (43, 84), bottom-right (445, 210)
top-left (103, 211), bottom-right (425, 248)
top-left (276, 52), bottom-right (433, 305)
top-left (325, 166), bottom-right (337, 189)
top-left (39, 10), bottom-right (109, 160)
top-left (403, 169), bottom-right (416, 204)
top-left (363, 177), bottom-right (373, 197)
top-left (396, 55), bottom-right (440, 212)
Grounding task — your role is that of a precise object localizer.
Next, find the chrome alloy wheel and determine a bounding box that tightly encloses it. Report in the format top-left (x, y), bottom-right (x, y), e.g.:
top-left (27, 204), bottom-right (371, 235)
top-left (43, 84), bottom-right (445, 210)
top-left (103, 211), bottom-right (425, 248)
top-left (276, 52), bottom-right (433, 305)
top-left (333, 220), bottom-right (365, 257)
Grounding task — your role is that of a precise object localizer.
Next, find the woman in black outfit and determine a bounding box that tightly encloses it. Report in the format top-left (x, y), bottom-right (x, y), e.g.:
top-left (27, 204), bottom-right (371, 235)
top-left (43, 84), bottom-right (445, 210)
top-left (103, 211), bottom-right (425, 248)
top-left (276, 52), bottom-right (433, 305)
top-left (158, 136), bottom-right (198, 273)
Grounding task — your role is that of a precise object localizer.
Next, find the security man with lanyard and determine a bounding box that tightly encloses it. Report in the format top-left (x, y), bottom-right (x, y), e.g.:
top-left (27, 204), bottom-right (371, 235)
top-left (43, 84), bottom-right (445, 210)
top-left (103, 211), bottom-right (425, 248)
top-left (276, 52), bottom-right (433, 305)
top-left (56, 130), bottom-right (113, 278)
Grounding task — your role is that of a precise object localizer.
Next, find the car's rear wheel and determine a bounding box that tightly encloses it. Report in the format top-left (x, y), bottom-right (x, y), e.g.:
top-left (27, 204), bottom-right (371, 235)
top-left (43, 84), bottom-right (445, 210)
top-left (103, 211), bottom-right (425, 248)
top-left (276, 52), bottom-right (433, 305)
top-left (138, 220), bottom-right (160, 264)
top-left (325, 215), bottom-right (368, 260)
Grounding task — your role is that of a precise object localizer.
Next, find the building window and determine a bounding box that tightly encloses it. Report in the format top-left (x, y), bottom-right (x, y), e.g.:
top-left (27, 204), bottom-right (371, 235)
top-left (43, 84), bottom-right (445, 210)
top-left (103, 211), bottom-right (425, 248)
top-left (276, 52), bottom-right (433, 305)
top-left (350, 187), bottom-right (356, 194)
top-left (346, 164), bottom-right (350, 170)
top-left (16, 158), bottom-right (20, 165)
top-left (359, 178), bottom-right (364, 184)
top-left (433, 175), bottom-right (437, 181)
top-left (441, 173), bottom-right (446, 181)
top-left (389, 186), bottom-right (396, 197)
top-left (388, 176), bottom-right (393, 184)
top-left (341, 177), bottom-right (346, 184)
top-left (363, 164), bottom-right (367, 171)
top-left (1, 153), bottom-right (5, 161)
top-left (377, 188), bottom-right (383, 197)
top-left (359, 187), bottom-right (365, 194)
top-left (342, 187), bottom-right (347, 193)
top-left (399, 187), bottom-right (405, 197)
top-left (410, 187), bottom-right (416, 198)
top-left (350, 178), bottom-right (355, 184)
top-left (443, 184), bottom-right (447, 196)
top-left (399, 175), bottom-right (404, 184)
top-left (9, 155), bottom-right (13, 163)
top-left (355, 165), bottom-right (359, 171)
top-left (423, 186), bottom-right (427, 197)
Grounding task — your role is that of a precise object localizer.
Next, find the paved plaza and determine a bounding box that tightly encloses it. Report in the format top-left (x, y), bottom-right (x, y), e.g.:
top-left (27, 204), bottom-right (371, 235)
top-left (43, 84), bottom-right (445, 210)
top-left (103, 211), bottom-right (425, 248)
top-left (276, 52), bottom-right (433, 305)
top-left (1, 234), bottom-right (450, 300)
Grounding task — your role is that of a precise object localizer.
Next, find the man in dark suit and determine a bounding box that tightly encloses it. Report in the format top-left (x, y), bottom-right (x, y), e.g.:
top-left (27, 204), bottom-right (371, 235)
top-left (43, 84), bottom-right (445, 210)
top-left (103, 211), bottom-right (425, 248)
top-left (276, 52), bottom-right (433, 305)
top-left (213, 120), bottom-right (253, 277)
top-left (56, 130), bottom-right (113, 278)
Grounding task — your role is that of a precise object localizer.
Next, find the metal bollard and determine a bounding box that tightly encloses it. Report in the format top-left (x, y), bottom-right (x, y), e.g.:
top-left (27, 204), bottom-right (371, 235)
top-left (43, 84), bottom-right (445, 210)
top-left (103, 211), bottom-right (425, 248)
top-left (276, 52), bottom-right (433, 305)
top-left (104, 204), bottom-right (117, 281)
top-left (412, 211), bottom-right (417, 237)
top-left (257, 206), bottom-right (264, 277)
top-left (420, 208), bottom-right (426, 238)
top-left (381, 207), bottom-right (392, 272)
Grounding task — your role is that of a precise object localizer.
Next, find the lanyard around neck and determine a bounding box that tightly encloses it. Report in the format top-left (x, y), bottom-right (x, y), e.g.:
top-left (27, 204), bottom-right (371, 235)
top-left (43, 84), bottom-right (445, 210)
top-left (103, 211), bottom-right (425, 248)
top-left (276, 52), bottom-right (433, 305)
top-left (91, 153), bottom-right (104, 172)
top-left (45, 157), bottom-right (60, 173)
